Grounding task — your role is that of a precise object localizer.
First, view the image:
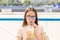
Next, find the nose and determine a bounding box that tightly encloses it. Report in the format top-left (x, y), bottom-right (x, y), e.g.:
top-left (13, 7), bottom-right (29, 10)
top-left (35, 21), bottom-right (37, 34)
top-left (30, 18), bottom-right (33, 24)
top-left (30, 18), bottom-right (33, 22)
top-left (30, 18), bottom-right (33, 20)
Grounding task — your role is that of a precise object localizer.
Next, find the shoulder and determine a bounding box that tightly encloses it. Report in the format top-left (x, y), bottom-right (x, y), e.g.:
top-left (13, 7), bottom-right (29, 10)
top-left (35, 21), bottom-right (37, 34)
top-left (18, 27), bottom-right (23, 33)
top-left (18, 26), bottom-right (27, 32)
top-left (18, 27), bottom-right (25, 31)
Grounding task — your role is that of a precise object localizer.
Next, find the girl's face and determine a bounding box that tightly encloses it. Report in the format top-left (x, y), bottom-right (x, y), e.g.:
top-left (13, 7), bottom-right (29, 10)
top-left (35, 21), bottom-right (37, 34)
top-left (26, 11), bottom-right (36, 25)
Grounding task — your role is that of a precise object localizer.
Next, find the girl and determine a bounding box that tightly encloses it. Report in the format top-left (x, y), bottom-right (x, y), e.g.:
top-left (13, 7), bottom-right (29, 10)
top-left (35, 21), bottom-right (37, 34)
top-left (17, 7), bottom-right (47, 40)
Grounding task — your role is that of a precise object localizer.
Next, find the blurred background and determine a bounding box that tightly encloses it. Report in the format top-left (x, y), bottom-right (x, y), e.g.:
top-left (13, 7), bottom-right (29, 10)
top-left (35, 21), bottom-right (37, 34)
top-left (0, 0), bottom-right (60, 40)
top-left (0, 0), bottom-right (60, 12)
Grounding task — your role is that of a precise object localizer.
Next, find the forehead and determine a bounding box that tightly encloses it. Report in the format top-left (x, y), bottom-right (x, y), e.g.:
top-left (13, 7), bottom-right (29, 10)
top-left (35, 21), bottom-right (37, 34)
top-left (26, 11), bottom-right (35, 16)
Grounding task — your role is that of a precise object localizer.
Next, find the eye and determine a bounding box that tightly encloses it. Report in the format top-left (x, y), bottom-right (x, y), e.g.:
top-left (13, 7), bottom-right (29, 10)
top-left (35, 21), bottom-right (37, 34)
top-left (32, 16), bottom-right (36, 19)
top-left (27, 15), bottom-right (31, 19)
top-left (32, 16), bottom-right (35, 17)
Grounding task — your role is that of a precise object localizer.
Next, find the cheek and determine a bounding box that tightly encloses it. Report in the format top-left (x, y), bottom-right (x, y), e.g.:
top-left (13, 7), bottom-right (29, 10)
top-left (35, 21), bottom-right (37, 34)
top-left (33, 19), bottom-right (35, 22)
top-left (26, 18), bottom-right (30, 23)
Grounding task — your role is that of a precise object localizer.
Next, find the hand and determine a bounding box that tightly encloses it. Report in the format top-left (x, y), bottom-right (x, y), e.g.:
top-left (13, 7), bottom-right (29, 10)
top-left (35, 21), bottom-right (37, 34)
top-left (34, 28), bottom-right (43, 40)
top-left (31, 23), bottom-right (38, 28)
top-left (34, 27), bottom-right (47, 40)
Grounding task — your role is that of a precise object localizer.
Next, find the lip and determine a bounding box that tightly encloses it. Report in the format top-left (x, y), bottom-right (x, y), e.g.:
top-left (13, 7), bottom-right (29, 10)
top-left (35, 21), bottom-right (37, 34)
top-left (30, 21), bottom-right (33, 25)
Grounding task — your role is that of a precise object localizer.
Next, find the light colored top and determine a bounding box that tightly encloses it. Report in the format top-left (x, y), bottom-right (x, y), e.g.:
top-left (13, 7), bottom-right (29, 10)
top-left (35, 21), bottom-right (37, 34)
top-left (17, 25), bottom-right (44, 40)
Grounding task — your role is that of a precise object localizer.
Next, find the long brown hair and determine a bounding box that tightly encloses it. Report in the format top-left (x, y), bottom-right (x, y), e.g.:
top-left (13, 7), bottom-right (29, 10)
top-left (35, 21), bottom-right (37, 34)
top-left (22, 7), bottom-right (38, 27)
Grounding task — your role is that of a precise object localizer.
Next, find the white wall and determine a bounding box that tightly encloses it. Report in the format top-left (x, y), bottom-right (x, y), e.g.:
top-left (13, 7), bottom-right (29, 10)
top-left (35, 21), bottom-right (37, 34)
top-left (46, 21), bottom-right (60, 40)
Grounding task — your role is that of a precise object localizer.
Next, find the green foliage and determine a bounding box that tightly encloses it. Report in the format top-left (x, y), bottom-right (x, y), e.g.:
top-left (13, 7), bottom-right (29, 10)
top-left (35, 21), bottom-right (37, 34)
top-left (57, 0), bottom-right (60, 4)
top-left (0, 0), bottom-right (9, 4)
top-left (0, 0), bottom-right (22, 5)
top-left (22, 0), bottom-right (31, 5)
